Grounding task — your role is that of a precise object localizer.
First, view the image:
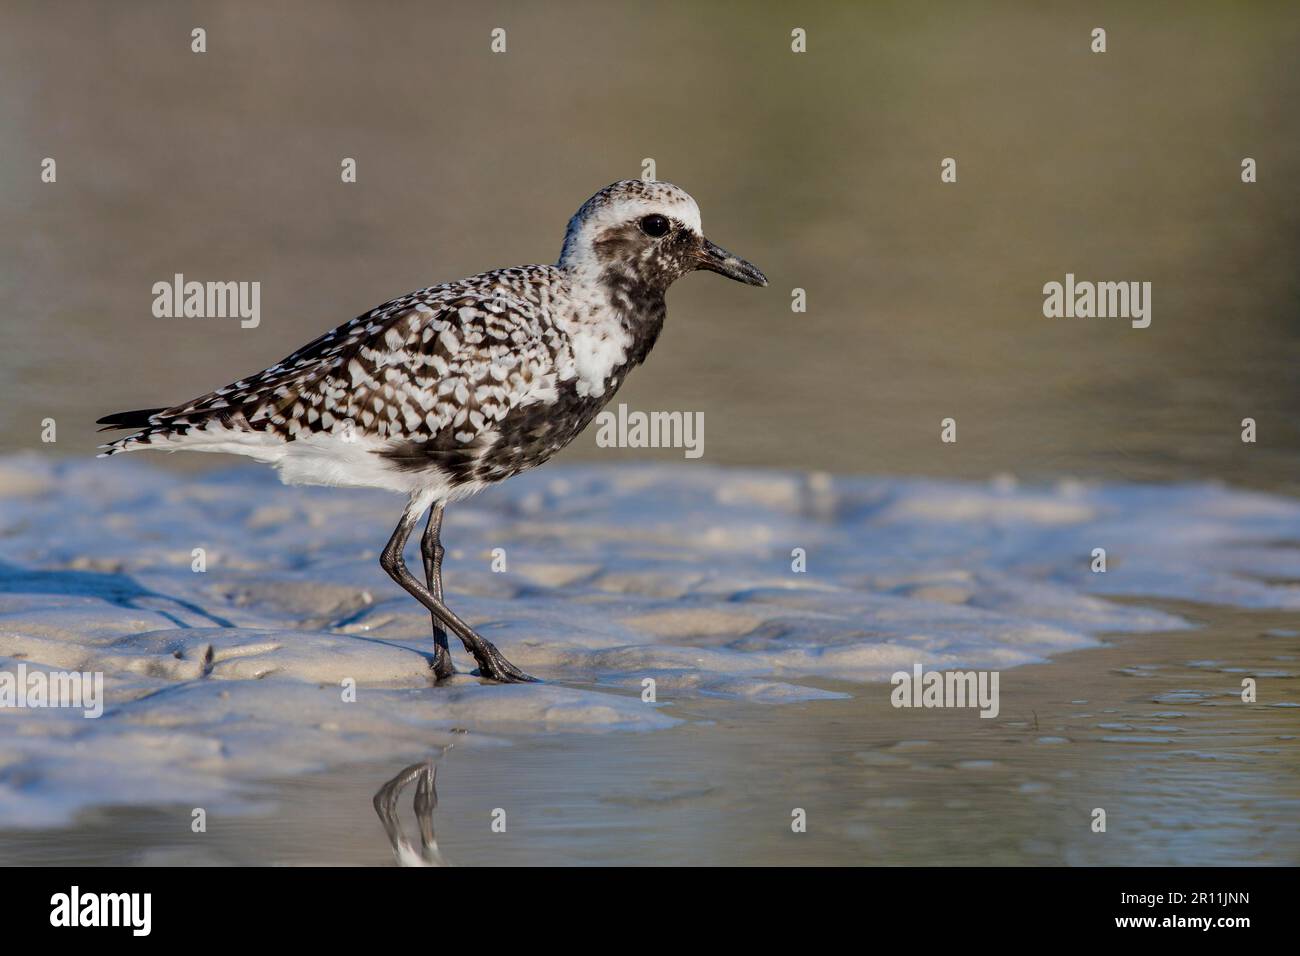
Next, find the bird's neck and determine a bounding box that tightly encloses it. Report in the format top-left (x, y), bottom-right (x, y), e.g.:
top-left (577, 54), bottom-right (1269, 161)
top-left (575, 263), bottom-right (667, 361)
top-left (553, 262), bottom-right (668, 392)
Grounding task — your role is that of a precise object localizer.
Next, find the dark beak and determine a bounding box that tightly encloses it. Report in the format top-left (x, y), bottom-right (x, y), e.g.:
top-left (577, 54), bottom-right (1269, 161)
top-left (694, 238), bottom-right (768, 287)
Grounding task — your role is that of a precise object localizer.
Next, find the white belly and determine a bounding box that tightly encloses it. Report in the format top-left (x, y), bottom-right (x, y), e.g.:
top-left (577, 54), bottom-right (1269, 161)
top-left (140, 427), bottom-right (459, 499)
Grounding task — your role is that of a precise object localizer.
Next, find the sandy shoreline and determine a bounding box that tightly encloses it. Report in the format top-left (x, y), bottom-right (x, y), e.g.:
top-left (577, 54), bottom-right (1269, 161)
top-left (1, 456), bottom-right (1297, 863)
top-left (2, 597), bottom-right (1295, 866)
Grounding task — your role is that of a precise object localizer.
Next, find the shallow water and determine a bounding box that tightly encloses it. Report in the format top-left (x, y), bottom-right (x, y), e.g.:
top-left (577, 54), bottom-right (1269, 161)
top-left (2, 1), bottom-right (1298, 494)
top-left (0, 457), bottom-right (1297, 863)
top-left (3, 600), bottom-right (1295, 866)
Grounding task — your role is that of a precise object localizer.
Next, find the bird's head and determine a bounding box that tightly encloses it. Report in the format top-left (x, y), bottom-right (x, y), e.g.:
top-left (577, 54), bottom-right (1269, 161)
top-left (558, 179), bottom-right (767, 294)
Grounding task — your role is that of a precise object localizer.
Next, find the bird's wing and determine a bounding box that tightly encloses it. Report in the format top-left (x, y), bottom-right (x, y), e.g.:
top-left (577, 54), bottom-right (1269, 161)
top-left (136, 280), bottom-right (564, 447)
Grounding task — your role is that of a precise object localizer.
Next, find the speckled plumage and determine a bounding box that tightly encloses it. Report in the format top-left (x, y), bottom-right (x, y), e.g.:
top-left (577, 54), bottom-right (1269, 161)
top-left (100, 180), bottom-right (765, 504)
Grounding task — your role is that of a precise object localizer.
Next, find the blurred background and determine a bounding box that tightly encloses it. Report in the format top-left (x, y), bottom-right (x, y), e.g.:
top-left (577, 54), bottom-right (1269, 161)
top-left (2, 0), bottom-right (1297, 493)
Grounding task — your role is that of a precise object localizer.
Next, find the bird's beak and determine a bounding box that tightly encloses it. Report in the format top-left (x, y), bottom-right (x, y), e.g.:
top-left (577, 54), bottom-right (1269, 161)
top-left (693, 238), bottom-right (768, 287)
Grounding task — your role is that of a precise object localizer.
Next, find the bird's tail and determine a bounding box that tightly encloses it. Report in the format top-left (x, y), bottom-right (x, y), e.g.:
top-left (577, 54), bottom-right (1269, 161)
top-left (95, 407), bottom-right (168, 456)
top-left (96, 408), bottom-right (167, 431)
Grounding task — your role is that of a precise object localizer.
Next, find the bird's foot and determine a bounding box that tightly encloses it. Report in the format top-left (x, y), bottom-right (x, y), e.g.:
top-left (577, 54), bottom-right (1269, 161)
top-left (429, 646), bottom-right (456, 682)
top-left (472, 639), bottom-right (539, 684)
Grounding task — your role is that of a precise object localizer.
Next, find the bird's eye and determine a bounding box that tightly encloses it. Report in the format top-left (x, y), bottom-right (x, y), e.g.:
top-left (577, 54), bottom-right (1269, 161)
top-left (639, 214), bottom-right (671, 238)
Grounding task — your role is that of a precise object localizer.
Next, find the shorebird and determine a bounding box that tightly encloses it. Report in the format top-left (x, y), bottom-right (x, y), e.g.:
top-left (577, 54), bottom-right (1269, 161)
top-left (98, 179), bottom-right (767, 682)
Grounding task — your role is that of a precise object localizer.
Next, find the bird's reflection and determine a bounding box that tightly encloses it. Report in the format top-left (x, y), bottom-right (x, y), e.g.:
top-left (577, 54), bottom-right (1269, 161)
top-left (372, 748), bottom-right (452, 866)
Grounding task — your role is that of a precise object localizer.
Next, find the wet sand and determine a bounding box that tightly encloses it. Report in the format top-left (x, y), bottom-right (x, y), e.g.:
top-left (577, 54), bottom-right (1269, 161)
top-left (3, 598), bottom-right (1294, 866)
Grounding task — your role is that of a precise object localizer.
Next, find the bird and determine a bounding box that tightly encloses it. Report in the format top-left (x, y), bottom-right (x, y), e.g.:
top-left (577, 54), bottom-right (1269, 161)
top-left (97, 179), bottom-right (768, 683)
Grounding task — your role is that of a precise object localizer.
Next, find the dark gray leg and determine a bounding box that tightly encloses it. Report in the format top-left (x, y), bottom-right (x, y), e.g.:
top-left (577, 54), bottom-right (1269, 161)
top-left (420, 502), bottom-right (455, 681)
top-left (380, 498), bottom-right (537, 684)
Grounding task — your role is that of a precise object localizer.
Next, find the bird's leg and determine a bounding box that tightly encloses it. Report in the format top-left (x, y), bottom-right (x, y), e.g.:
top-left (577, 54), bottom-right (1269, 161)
top-left (420, 502), bottom-right (455, 681)
top-left (381, 500), bottom-right (538, 684)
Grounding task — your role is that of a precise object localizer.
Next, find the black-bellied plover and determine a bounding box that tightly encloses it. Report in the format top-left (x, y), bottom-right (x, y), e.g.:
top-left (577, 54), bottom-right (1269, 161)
top-left (98, 179), bottom-right (767, 683)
